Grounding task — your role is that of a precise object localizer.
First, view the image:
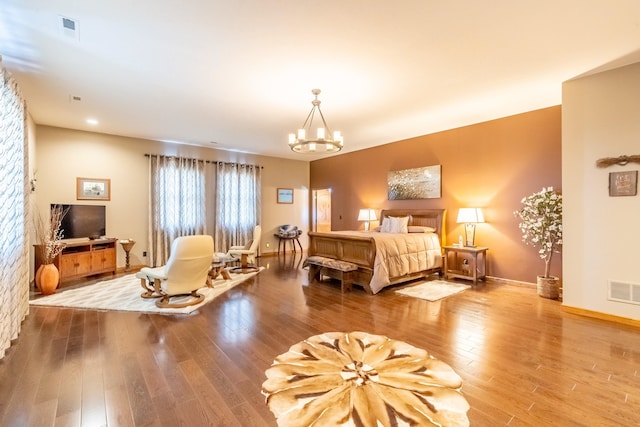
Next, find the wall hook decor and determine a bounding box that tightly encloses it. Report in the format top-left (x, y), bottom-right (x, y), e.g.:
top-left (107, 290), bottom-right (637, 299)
top-left (30, 170), bottom-right (37, 192)
top-left (596, 154), bottom-right (640, 168)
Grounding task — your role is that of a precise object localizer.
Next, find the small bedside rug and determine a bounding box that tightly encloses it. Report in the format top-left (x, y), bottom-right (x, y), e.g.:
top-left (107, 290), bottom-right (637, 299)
top-left (395, 279), bottom-right (471, 301)
top-left (29, 268), bottom-right (263, 315)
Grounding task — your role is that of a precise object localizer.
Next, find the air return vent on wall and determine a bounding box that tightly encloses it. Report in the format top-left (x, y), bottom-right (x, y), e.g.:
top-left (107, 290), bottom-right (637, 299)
top-left (608, 280), bottom-right (640, 305)
top-left (58, 15), bottom-right (80, 41)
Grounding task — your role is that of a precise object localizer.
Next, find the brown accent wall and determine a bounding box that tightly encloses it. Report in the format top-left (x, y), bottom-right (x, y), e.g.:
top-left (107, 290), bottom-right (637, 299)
top-left (310, 106), bottom-right (561, 283)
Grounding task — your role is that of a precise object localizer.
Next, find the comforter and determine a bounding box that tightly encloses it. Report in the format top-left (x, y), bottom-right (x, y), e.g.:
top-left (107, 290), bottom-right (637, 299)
top-left (328, 231), bottom-right (442, 294)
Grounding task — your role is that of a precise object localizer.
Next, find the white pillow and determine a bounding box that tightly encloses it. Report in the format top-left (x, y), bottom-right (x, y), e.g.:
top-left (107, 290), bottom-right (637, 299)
top-left (380, 216), bottom-right (409, 233)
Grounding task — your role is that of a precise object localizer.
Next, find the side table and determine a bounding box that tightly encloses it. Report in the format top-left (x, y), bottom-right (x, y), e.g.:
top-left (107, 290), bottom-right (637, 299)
top-left (208, 255), bottom-right (234, 285)
top-left (443, 245), bottom-right (488, 284)
top-left (119, 239), bottom-right (136, 272)
top-left (274, 232), bottom-right (303, 255)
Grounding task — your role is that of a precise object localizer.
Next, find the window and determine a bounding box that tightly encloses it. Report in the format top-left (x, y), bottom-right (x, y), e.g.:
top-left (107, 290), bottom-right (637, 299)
top-left (148, 155), bottom-right (206, 265)
top-left (156, 160), bottom-right (205, 233)
top-left (215, 162), bottom-right (261, 251)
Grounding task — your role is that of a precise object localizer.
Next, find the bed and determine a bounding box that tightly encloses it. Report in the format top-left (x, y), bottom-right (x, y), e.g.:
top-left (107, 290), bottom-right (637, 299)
top-left (306, 209), bottom-right (447, 294)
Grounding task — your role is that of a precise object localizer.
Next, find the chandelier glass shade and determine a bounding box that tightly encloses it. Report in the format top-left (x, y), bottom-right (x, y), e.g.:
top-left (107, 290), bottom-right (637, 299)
top-left (288, 89), bottom-right (343, 153)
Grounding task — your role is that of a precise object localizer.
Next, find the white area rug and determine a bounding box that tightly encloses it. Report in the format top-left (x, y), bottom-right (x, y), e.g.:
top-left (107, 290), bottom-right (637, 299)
top-left (395, 279), bottom-right (471, 301)
top-left (29, 268), bottom-right (262, 315)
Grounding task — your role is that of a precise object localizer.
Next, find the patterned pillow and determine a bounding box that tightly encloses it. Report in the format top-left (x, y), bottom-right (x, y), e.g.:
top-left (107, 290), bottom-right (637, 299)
top-left (380, 216), bottom-right (409, 233)
top-left (278, 224), bottom-right (299, 237)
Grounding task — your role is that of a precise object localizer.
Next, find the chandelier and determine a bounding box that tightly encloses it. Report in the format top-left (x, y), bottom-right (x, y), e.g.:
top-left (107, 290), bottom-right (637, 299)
top-left (288, 89), bottom-right (343, 153)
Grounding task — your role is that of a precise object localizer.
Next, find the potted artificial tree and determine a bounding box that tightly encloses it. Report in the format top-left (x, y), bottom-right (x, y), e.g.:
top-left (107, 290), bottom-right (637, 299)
top-left (514, 187), bottom-right (563, 299)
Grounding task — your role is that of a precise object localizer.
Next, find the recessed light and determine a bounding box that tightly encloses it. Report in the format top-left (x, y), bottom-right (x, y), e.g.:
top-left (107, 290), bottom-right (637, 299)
top-left (86, 118), bottom-right (98, 125)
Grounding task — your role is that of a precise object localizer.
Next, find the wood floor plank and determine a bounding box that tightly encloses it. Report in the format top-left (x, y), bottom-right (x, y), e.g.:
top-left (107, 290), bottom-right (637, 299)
top-left (104, 384), bottom-right (135, 427)
top-left (120, 352), bottom-right (158, 426)
top-left (54, 410), bottom-right (81, 427)
top-left (149, 391), bottom-right (180, 427)
top-left (27, 398), bottom-right (57, 427)
top-left (3, 256), bottom-right (640, 426)
top-left (176, 358), bottom-right (244, 426)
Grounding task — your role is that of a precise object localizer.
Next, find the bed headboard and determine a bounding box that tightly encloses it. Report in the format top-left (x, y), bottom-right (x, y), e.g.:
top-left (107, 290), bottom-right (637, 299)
top-left (379, 209), bottom-right (447, 246)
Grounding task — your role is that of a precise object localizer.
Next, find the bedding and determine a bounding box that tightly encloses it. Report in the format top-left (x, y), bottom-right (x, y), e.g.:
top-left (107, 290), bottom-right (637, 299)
top-left (327, 230), bottom-right (442, 293)
top-left (307, 209), bottom-right (446, 294)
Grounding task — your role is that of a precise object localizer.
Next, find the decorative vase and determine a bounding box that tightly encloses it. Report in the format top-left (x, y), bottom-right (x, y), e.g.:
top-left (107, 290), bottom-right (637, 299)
top-left (35, 263), bottom-right (60, 295)
top-left (536, 275), bottom-right (560, 299)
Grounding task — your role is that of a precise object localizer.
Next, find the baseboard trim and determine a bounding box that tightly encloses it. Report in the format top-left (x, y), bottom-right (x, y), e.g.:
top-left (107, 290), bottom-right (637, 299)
top-left (116, 265), bottom-right (144, 274)
top-left (562, 305), bottom-right (640, 328)
top-left (486, 275), bottom-right (535, 287)
top-left (259, 250), bottom-right (306, 258)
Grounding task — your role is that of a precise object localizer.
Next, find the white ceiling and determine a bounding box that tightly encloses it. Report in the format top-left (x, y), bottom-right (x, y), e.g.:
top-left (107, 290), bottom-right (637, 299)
top-left (2, 1), bottom-right (640, 160)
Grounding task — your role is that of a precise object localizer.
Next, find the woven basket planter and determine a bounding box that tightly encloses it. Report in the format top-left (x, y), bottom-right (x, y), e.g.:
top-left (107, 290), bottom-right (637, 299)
top-left (537, 276), bottom-right (560, 299)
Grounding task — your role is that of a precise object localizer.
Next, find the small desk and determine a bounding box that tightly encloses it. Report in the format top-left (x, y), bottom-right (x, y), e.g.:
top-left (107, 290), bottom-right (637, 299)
top-left (443, 245), bottom-right (488, 284)
top-left (274, 233), bottom-right (303, 255)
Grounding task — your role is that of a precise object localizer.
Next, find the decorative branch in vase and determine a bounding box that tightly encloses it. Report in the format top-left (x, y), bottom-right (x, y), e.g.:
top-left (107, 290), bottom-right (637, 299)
top-left (34, 204), bottom-right (68, 295)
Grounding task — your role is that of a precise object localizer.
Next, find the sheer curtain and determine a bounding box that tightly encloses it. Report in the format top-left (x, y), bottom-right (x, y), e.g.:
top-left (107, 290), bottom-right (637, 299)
top-left (214, 162), bottom-right (261, 253)
top-left (147, 155), bottom-right (206, 266)
top-left (0, 60), bottom-right (29, 359)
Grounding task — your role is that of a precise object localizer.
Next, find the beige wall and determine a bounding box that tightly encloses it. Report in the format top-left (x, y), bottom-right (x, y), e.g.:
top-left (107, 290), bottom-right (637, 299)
top-left (33, 125), bottom-right (309, 273)
top-left (562, 61), bottom-right (640, 320)
top-left (310, 107), bottom-right (562, 284)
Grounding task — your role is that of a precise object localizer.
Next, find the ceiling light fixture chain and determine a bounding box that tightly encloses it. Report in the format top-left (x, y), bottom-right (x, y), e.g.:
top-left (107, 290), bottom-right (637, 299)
top-left (289, 88), bottom-right (343, 154)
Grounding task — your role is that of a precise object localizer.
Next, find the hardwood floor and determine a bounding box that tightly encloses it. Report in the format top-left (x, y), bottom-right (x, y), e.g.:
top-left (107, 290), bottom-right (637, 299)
top-left (2, 253), bottom-right (640, 426)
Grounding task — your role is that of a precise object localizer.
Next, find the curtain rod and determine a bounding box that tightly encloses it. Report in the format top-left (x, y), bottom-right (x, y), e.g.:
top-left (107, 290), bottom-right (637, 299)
top-left (143, 154), bottom-right (263, 168)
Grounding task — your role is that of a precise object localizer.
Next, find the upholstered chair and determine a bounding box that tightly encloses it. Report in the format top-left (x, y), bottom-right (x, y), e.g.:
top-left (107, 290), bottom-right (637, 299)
top-left (136, 234), bottom-right (214, 308)
top-left (228, 225), bottom-right (261, 273)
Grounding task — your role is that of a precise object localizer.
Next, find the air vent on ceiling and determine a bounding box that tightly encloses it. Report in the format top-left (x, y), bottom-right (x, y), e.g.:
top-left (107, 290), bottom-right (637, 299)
top-left (58, 15), bottom-right (80, 41)
top-left (608, 280), bottom-right (640, 305)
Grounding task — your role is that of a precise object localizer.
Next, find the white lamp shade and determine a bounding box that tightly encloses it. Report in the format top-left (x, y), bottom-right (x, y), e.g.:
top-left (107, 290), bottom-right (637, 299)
top-left (456, 208), bottom-right (484, 223)
top-left (357, 208), bottom-right (377, 221)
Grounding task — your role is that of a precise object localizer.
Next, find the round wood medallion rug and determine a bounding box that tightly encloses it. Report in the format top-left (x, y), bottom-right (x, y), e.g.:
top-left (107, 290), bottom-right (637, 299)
top-left (262, 331), bottom-right (470, 426)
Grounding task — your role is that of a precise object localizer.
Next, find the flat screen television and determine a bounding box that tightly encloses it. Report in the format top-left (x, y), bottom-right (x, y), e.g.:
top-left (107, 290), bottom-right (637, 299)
top-left (52, 204), bottom-right (106, 240)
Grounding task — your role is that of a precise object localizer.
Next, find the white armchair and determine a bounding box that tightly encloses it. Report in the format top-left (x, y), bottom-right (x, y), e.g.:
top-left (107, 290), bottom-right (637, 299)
top-left (228, 225), bottom-right (261, 273)
top-left (136, 235), bottom-right (214, 308)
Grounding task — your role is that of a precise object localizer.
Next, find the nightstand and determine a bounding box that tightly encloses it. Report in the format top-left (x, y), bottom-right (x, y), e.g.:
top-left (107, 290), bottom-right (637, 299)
top-left (443, 245), bottom-right (488, 284)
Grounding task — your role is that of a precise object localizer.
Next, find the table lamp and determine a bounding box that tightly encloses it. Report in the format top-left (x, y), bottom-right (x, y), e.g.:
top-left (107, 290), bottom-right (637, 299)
top-left (456, 208), bottom-right (484, 247)
top-left (357, 208), bottom-right (377, 231)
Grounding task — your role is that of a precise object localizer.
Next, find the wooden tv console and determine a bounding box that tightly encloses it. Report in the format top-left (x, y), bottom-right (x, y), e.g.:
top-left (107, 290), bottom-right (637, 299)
top-left (34, 238), bottom-right (117, 283)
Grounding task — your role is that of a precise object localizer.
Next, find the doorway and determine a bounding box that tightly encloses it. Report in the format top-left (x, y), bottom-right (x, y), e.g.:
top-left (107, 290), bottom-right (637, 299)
top-left (312, 189), bottom-right (331, 232)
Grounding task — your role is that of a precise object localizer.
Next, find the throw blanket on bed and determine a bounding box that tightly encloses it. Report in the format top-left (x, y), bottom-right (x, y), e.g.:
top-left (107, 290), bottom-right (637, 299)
top-left (328, 231), bottom-right (442, 294)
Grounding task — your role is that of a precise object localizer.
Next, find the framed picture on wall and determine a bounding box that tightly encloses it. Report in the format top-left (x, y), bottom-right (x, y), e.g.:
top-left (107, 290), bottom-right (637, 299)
top-left (277, 188), bottom-right (294, 204)
top-left (387, 165), bottom-right (441, 200)
top-left (609, 171), bottom-right (638, 197)
top-left (77, 177), bottom-right (111, 200)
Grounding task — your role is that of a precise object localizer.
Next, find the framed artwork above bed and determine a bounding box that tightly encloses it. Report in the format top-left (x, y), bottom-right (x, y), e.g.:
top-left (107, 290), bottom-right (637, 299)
top-left (387, 165), bottom-right (441, 200)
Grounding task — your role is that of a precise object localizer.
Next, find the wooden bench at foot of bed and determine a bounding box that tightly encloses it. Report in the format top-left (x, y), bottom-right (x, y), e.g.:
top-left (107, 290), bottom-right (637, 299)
top-left (303, 256), bottom-right (363, 293)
